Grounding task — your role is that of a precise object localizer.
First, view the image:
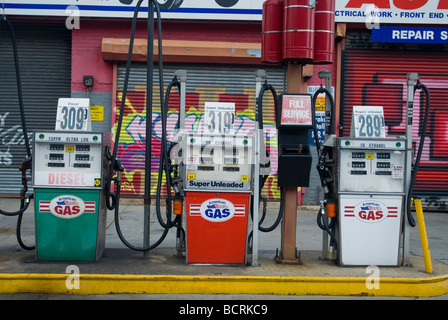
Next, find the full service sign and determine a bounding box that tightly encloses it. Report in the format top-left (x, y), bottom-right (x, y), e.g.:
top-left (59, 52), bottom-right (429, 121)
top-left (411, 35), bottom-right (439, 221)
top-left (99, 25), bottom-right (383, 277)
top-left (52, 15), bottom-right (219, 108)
top-left (335, 0), bottom-right (448, 24)
top-left (280, 94), bottom-right (313, 126)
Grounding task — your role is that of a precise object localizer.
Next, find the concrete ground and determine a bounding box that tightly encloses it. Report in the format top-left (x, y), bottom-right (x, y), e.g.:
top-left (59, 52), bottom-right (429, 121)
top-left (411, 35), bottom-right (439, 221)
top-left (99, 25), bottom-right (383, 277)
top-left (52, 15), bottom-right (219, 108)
top-left (0, 197), bottom-right (447, 299)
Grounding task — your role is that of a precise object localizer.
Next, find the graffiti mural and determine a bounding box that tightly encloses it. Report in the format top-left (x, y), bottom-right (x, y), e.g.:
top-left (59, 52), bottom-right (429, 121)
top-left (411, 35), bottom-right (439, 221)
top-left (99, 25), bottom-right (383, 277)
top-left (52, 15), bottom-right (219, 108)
top-left (115, 86), bottom-right (281, 199)
top-left (0, 112), bottom-right (30, 166)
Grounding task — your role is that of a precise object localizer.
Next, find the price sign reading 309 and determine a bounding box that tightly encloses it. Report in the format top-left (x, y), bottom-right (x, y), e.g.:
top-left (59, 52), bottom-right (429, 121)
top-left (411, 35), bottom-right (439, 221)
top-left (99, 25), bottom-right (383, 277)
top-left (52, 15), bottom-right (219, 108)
top-left (55, 98), bottom-right (91, 132)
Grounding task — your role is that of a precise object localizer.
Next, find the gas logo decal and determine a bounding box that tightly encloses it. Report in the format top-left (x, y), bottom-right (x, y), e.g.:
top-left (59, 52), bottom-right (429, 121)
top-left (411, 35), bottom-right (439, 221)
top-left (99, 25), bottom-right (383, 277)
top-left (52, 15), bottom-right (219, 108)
top-left (200, 199), bottom-right (235, 222)
top-left (344, 201), bottom-right (398, 223)
top-left (189, 199), bottom-right (246, 222)
top-left (39, 195), bottom-right (96, 219)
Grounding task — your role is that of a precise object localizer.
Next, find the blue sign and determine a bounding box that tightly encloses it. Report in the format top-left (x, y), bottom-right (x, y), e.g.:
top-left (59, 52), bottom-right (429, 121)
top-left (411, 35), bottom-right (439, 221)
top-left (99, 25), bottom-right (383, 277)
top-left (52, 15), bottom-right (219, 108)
top-left (372, 26), bottom-right (448, 44)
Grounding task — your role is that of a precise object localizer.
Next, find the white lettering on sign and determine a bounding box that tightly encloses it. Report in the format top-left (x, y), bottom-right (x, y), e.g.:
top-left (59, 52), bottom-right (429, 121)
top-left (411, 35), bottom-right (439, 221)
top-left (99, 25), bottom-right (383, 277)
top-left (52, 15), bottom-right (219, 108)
top-left (336, 0), bottom-right (448, 25)
top-left (343, 201), bottom-right (399, 223)
top-left (39, 196), bottom-right (96, 219)
top-left (189, 198), bottom-right (246, 222)
top-left (281, 95), bottom-right (313, 126)
top-left (392, 29), bottom-right (434, 40)
top-left (48, 173), bottom-right (87, 186)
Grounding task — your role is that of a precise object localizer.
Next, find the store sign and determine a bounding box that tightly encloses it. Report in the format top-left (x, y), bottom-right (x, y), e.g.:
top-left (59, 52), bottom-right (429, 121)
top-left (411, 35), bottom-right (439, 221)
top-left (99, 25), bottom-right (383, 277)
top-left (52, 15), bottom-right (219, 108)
top-left (1, 0), bottom-right (263, 21)
top-left (335, 0), bottom-right (448, 25)
top-left (372, 26), bottom-right (448, 43)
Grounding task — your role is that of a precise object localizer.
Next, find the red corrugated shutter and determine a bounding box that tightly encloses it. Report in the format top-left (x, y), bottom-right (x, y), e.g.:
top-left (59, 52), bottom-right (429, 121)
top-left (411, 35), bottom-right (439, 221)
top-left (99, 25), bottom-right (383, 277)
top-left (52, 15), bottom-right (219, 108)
top-left (342, 50), bottom-right (448, 206)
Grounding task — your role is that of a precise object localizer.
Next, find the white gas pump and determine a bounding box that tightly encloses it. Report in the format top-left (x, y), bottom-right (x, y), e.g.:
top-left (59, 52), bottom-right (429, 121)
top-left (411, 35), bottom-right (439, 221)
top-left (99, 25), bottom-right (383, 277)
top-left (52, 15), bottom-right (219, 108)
top-left (316, 73), bottom-right (430, 267)
top-left (336, 136), bottom-right (406, 266)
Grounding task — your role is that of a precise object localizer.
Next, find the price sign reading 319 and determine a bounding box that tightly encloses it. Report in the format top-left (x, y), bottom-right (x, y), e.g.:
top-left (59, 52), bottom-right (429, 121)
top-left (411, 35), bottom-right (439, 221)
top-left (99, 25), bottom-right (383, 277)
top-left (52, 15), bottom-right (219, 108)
top-left (204, 102), bottom-right (235, 134)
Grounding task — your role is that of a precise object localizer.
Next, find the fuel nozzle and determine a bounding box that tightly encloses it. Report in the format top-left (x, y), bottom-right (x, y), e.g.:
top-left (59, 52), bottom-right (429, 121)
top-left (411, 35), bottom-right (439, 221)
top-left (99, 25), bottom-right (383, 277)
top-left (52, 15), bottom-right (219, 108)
top-left (172, 194), bottom-right (183, 216)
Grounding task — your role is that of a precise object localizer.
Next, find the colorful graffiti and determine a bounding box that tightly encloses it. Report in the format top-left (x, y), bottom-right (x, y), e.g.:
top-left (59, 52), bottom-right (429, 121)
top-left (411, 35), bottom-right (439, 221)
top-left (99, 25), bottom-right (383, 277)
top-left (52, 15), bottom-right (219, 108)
top-left (114, 87), bottom-right (281, 199)
top-left (0, 112), bottom-right (30, 166)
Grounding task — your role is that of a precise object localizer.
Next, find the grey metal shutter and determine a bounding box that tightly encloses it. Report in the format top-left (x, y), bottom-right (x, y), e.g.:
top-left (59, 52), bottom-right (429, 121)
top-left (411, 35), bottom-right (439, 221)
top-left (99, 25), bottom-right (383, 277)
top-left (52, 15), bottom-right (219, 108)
top-left (0, 22), bottom-right (71, 195)
top-left (116, 63), bottom-right (287, 200)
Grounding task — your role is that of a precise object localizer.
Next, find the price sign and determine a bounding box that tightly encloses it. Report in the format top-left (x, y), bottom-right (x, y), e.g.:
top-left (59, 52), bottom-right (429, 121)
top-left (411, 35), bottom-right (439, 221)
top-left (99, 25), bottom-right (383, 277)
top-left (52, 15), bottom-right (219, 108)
top-left (350, 106), bottom-right (385, 138)
top-left (55, 98), bottom-right (91, 132)
top-left (203, 102), bottom-right (235, 134)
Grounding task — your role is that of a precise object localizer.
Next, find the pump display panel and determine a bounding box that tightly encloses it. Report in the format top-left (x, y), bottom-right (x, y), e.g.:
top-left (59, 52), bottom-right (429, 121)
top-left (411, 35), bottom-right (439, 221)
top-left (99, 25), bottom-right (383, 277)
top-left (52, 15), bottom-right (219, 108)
top-left (183, 133), bottom-right (253, 192)
top-left (33, 131), bottom-right (105, 188)
top-left (337, 138), bottom-right (406, 194)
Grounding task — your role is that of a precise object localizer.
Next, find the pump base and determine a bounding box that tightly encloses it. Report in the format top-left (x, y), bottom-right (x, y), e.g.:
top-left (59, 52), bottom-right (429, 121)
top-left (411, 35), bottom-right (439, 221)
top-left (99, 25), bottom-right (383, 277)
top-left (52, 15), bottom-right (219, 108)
top-left (274, 248), bottom-right (302, 265)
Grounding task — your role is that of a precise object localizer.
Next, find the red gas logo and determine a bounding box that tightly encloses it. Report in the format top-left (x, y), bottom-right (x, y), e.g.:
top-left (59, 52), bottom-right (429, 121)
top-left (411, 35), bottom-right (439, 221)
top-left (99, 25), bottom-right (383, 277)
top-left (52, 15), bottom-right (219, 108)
top-left (345, 200), bottom-right (397, 223)
top-left (48, 195), bottom-right (86, 219)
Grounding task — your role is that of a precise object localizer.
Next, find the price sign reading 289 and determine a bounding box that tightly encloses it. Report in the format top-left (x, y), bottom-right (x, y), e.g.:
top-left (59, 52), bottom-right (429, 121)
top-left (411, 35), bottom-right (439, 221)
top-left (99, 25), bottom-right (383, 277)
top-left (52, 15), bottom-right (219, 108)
top-left (357, 114), bottom-right (384, 137)
top-left (204, 102), bottom-right (235, 134)
top-left (351, 106), bottom-right (386, 139)
top-left (55, 98), bottom-right (91, 132)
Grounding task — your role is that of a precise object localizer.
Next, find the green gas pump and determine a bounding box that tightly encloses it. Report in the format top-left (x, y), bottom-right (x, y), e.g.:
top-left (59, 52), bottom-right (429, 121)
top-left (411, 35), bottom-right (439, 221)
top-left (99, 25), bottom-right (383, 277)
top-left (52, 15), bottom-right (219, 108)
top-left (32, 130), bottom-right (109, 262)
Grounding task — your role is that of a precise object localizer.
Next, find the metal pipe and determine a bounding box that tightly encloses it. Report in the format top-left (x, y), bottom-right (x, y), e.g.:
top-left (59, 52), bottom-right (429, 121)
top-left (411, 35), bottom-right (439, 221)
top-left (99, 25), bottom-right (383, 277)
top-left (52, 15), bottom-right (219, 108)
top-left (415, 199), bottom-right (432, 273)
top-left (143, 0), bottom-right (155, 257)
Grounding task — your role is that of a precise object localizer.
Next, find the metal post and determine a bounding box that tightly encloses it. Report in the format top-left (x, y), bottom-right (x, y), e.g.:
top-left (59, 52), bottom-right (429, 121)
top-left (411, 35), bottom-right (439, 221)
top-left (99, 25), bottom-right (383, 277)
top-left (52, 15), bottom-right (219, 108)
top-left (276, 62), bottom-right (302, 264)
top-left (402, 73), bottom-right (419, 266)
top-left (143, 2), bottom-right (155, 258)
top-left (252, 70), bottom-right (266, 266)
top-left (175, 70), bottom-right (187, 132)
top-left (318, 69), bottom-right (332, 260)
top-left (175, 69), bottom-right (187, 256)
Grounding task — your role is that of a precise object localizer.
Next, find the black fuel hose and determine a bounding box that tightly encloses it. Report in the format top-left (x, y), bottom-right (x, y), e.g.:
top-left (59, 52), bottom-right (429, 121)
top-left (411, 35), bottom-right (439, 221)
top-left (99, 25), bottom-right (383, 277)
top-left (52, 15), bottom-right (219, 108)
top-left (0, 17), bottom-right (35, 250)
top-left (312, 85), bottom-right (335, 153)
top-left (1, 17), bottom-right (31, 158)
top-left (250, 82), bottom-right (283, 233)
top-left (155, 77), bottom-right (182, 230)
top-left (312, 86), bottom-right (338, 254)
top-left (111, 0), bottom-right (176, 251)
top-left (406, 82), bottom-right (431, 227)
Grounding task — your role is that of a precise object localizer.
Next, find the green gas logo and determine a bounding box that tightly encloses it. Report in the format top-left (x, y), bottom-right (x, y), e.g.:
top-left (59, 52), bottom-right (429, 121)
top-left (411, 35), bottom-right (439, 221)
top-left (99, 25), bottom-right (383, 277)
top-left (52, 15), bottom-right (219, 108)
top-left (49, 195), bottom-right (86, 219)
